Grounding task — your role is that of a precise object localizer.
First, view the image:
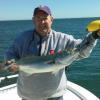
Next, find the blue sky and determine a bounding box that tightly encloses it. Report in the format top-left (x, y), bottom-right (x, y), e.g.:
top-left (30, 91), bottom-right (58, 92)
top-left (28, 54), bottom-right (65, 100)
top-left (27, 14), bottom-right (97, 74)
top-left (0, 0), bottom-right (100, 20)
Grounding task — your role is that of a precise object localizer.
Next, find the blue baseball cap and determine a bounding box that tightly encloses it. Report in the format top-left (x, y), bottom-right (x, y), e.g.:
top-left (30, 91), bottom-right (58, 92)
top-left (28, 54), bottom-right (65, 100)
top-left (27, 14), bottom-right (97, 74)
top-left (33, 5), bottom-right (52, 16)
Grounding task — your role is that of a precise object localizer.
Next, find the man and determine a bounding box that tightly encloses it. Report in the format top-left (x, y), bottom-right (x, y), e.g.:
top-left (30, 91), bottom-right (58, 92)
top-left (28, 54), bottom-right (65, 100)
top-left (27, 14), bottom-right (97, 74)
top-left (5, 5), bottom-right (100, 100)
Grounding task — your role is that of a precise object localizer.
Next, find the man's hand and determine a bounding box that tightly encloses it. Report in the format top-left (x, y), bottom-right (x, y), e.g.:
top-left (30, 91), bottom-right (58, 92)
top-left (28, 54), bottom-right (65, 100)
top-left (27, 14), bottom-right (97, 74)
top-left (5, 60), bottom-right (19, 73)
top-left (96, 30), bottom-right (100, 37)
top-left (92, 30), bottom-right (100, 39)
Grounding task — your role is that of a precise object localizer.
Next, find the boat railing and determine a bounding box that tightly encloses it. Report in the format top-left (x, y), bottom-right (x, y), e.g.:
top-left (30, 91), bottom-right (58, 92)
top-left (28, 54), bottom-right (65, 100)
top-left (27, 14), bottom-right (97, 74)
top-left (0, 74), bottom-right (18, 92)
top-left (0, 74), bottom-right (18, 82)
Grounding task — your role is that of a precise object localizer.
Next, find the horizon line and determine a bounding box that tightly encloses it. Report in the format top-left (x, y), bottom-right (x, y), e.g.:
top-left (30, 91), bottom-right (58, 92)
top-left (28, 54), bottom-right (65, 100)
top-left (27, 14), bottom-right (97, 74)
top-left (0, 16), bottom-right (100, 21)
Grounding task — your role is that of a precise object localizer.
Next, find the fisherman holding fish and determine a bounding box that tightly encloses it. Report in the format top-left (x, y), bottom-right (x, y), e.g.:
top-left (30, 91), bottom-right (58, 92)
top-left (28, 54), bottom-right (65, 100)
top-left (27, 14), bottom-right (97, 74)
top-left (3, 5), bottom-right (100, 100)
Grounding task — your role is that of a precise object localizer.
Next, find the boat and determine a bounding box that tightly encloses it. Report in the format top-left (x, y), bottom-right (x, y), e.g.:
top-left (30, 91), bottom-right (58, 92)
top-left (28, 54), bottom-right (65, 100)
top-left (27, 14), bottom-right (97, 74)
top-left (0, 74), bottom-right (99, 100)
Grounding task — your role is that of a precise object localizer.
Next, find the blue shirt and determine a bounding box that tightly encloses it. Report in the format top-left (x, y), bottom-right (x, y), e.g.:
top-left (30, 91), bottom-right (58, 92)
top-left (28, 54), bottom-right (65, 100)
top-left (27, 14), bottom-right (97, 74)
top-left (5, 29), bottom-right (97, 100)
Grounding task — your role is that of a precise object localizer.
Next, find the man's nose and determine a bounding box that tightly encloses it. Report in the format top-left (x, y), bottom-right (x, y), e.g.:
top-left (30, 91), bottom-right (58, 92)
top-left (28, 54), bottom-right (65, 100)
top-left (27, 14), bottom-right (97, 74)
top-left (41, 20), bottom-right (45, 24)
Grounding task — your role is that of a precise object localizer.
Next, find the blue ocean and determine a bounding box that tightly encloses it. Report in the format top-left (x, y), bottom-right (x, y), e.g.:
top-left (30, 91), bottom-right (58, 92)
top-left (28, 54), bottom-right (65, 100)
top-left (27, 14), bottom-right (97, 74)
top-left (0, 17), bottom-right (100, 98)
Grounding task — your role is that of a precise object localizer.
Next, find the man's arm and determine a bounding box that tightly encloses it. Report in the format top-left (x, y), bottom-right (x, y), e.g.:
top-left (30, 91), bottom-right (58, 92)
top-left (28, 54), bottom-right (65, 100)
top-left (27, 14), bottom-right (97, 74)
top-left (78, 30), bottom-right (100, 59)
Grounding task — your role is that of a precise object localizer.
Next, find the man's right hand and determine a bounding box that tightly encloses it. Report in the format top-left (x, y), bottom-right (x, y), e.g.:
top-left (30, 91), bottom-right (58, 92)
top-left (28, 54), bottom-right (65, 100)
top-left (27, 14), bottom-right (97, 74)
top-left (5, 60), bottom-right (19, 73)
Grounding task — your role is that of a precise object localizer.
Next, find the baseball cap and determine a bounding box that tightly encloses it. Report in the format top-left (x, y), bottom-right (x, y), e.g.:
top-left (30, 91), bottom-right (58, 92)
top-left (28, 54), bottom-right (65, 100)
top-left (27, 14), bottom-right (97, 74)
top-left (33, 5), bottom-right (52, 16)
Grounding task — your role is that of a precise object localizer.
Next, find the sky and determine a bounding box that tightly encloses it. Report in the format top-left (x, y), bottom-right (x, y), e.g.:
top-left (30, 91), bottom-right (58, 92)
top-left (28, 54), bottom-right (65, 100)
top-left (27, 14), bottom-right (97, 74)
top-left (0, 0), bottom-right (100, 20)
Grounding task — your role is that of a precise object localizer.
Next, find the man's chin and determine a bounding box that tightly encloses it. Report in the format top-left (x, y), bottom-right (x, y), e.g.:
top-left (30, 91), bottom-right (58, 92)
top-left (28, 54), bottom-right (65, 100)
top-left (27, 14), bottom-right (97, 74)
top-left (37, 29), bottom-right (50, 36)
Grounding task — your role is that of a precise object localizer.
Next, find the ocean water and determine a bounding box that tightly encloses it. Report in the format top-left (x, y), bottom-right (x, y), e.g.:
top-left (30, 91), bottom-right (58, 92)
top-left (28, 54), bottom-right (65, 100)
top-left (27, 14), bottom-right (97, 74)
top-left (0, 17), bottom-right (100, 98)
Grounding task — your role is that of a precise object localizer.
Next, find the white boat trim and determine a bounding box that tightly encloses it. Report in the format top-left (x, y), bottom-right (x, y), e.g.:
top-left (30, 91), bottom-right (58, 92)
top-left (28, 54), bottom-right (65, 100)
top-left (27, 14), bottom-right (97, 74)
top-left (0, 74), bottom-right (18, 82)
top-left (67, 81), bottom-right (100, 100)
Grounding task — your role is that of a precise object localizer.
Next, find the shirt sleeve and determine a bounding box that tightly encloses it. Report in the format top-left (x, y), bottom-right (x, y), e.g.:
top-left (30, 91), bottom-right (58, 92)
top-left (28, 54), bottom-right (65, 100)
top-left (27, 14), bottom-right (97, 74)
top-left (64, 32), bottom-right (97, 60)
top-left (4, 38), bottom-right (21, 61)
top-left (4, 30), bottom-right (34, 62)
top-left (77, 33), bottom-right (97, 59)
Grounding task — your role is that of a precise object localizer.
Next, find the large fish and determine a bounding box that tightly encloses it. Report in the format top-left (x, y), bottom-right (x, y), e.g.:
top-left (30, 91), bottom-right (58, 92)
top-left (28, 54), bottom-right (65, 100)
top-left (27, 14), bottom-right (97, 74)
top-left (0, 50), bottom-right (79, 75)
top-left (17, 50), bottom-right (79, 75)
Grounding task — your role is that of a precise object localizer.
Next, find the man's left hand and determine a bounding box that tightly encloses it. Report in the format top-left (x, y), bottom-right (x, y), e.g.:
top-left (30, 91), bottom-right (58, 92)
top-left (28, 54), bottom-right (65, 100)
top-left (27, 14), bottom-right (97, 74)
top-left (92, 29), bottom-right (100, 39)
top-left (96, 30), bottom-right (100, 37)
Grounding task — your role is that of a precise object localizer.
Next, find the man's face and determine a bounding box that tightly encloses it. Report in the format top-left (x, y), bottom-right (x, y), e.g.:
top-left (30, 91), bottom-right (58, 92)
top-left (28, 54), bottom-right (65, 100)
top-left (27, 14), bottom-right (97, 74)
top-left (33, 10), bottom-right (53, 37)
